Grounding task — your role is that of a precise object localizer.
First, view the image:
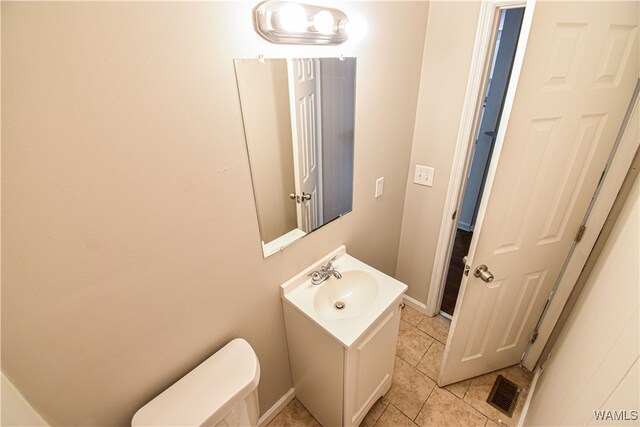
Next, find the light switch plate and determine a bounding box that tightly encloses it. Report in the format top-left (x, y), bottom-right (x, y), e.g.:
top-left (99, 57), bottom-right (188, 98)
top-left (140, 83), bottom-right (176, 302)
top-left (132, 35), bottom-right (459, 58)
top-left (375, 177), bottom-right (384, 198)
top-left (414, 165), bottom-right (434, 187)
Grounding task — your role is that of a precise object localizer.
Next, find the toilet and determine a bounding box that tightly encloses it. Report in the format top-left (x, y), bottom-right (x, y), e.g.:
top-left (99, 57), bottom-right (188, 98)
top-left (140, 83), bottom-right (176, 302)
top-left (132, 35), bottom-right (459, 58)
top-left (132, 338), bottom-right (261, 427)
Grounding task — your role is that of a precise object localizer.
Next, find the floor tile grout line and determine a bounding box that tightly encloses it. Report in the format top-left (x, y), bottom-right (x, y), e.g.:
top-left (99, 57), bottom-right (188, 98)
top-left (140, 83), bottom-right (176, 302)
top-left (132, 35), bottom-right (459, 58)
top-left (389, 353), bottom-right (435, 423)
top-left (464, 383), bottom-right (499, 423)
top-left (396, 321), bottom-right (435, 367)
top-left (410, 336), bottom-right (434, 368)
top-left (396, 346), bottom-right (427, 369)
top-left (401, 317), bottom-right (438, 340)
top-left (461, 378), bottom-right (470, 400)
top-left (412, 380), bottom-right (437, 424)
top-left (422, 330), bottom-right (443, 344)
top-left (464, 392), bottom-right (491, 424)
top-left (370, 399), bottom-right (389, 427)
top-left (400, 311), bottom-right (423, 328)
top-left (415, 321), bottom-right (448, 345)
top-left (443, 386), bottom-right (490, 425)
top-left (388, 402), bottom-right (419, 425)
top-left (399, 318), bottom-right (440, 356)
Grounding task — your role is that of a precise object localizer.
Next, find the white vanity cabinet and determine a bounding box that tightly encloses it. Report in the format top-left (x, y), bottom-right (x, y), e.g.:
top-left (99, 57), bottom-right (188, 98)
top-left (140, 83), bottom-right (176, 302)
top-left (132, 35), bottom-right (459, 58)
top-left (282, 295), bottom-right (404, 427)
top-left (280, 247), bottom-right (408, 427)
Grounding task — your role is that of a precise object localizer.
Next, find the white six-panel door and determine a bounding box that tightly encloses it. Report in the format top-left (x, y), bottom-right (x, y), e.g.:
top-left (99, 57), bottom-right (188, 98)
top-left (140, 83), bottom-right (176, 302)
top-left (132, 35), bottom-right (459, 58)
top-left (288, 58), bottom-right (323, 233)
top-left (440, 1), bottom-right (639, 386)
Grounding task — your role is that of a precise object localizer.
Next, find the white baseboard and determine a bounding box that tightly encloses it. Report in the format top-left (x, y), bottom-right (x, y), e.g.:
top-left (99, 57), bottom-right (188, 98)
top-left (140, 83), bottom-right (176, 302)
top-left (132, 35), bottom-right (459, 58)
top-left (258, 388), bottom-right (295, 427)
top-left (1, 373), bottom-right (49, 426)
top-left (439, 311), bottom-right (453, 321)
top-left (517, 367), bottom-right (541, 427)
top-left (403, 294), bottom-right (428, 314)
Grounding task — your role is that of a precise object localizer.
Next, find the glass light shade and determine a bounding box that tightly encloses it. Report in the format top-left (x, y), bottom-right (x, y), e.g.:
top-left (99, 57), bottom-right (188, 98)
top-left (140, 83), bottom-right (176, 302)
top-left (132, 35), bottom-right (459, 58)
top-left (345, 15), bottom-right (367, 41)
top-left (311, 11), bottom-right (334, 34)
top-left (279, 3), bottom-right (308, 32)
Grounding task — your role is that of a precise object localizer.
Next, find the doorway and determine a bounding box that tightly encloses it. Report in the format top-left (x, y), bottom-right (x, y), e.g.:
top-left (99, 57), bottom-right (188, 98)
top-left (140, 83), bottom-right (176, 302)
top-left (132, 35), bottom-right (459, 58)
top-left (437, 0), bottom-right (638, 386)
top-left (440, 7), bottom-right (525, 317)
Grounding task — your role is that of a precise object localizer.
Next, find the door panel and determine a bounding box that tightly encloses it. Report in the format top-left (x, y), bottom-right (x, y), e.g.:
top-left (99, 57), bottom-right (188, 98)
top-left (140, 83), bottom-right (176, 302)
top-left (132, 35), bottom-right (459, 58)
top-left (440, 1), bottom-right (639, 385)
top-left (289, 58), bottom-right (323, 232)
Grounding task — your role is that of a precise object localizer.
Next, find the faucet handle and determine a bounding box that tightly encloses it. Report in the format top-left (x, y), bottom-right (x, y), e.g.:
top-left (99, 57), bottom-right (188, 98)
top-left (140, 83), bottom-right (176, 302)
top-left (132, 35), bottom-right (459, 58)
top-left (326, 255), bottom-right (339, 268)
top-left (308, 271), bottom-right (322, 280)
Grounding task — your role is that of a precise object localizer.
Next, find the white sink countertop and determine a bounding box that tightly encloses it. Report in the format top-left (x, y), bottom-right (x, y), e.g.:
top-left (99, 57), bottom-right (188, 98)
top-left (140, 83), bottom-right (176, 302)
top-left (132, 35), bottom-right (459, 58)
top-left (280, 246), bottom-right (408, 348)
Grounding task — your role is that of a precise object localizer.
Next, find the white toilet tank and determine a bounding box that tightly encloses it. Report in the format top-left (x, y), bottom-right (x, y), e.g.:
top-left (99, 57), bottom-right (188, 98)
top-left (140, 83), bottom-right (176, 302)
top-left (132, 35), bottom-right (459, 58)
top-left (132, 338), bottom-right (260, 427)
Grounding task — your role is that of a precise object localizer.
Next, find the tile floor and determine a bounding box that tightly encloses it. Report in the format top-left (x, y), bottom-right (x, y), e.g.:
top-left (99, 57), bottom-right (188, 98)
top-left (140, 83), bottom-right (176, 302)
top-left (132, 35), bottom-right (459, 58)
top-left (268, 305), bottom-right (533, 427)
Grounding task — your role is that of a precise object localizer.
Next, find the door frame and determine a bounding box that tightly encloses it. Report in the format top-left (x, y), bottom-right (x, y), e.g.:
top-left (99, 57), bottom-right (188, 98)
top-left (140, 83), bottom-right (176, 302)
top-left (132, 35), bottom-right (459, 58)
top-left (425, 0), bottom-right (535, 316)
top-left (287, 59), bottom-right (304, 229)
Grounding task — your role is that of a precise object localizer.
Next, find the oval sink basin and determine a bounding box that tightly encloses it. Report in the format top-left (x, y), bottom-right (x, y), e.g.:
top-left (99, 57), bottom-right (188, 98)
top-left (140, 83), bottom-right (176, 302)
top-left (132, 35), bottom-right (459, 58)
top-left (313, 270), bottom-right (380, 320)
top-left (281, 249), bottom-right (408, 347)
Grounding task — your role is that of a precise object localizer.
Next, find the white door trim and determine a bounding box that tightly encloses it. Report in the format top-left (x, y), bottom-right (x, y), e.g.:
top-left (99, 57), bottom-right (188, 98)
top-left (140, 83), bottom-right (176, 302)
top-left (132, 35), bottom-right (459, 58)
top-left (522, 82), bottom-right (640, 369)
top-left (425, 0), bottom-right (535, 316)
top-left (516, 367), bottom-right (542, 427)
top-left (287, 59), bottom-right (304, 228)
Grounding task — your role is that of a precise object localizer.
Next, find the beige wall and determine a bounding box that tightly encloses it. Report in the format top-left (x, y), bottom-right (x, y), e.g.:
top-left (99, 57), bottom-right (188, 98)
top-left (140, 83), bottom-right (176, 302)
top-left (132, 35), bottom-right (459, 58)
top-left (235, 59), bottom-right (297, 244)
top-left (524, 173), bottom-right (639, 426)
top-left (396, 1), bottom-right (481, 303)
top-left (0, 2), bottom-right (428, 425)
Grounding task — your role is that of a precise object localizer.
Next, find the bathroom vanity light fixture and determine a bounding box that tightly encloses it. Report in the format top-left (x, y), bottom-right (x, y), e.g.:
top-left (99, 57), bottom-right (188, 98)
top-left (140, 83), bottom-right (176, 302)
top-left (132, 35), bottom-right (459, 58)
top-left (254, 1), bottom-right (349, 45)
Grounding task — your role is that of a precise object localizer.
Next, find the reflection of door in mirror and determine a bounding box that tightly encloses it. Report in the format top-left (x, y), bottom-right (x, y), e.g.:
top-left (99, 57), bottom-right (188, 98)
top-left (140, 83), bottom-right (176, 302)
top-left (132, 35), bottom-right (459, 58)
top-left (235, 57), bottom-right (356, 258)
top-left (235, 60), bottom-right (298, 243)
top-left (288, 58), bottom-right (323, 233)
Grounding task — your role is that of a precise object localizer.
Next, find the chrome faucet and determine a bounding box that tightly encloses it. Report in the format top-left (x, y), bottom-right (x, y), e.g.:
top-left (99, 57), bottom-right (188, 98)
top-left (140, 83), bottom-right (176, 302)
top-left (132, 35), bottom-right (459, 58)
top-left (308, 255), bottom-right (343, 285)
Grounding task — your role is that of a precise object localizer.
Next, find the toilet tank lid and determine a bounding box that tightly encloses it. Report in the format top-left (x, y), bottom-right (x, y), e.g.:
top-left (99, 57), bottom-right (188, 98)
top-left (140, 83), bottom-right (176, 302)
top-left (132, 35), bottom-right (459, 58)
top-left (131, 338), bottom-right (260, 427)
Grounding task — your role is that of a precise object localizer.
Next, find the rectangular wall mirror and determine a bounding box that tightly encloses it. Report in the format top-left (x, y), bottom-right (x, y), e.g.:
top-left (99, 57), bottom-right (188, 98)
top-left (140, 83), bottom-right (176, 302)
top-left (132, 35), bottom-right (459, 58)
top-left (235, 57), bottom-right (356, 257)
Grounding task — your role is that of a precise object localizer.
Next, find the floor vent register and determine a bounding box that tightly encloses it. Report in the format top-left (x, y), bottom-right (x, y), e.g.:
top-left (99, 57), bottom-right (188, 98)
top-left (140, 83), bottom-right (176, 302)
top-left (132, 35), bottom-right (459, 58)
top-left (487, 375), bottom-right (520, 417)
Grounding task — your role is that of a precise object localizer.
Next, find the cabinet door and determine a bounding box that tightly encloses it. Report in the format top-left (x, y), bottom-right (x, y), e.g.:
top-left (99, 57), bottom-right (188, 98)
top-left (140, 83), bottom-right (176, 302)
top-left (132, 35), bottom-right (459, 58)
top-left (344, 302), bottom-right (402, 426)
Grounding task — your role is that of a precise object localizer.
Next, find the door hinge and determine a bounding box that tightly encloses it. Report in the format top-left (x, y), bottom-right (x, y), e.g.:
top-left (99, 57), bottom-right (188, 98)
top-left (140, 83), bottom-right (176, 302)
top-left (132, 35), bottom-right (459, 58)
top-left (597, 169), bottom-right (607, 187)
top-left (574, 225), bottom-right (586, 243)
top-left (452, 210), bottom-right (457, 220)
top-left (529, 330), bottom-right (539, 345)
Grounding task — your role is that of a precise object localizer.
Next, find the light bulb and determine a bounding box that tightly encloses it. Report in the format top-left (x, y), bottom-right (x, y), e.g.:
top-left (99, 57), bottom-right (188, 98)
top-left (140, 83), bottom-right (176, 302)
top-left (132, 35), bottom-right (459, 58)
top-left (345, 15), bottom-right (367, 41)
top-left (312, 11), bottom-right (334, 34)
top-left (279, 3), bottom-right (308, 33)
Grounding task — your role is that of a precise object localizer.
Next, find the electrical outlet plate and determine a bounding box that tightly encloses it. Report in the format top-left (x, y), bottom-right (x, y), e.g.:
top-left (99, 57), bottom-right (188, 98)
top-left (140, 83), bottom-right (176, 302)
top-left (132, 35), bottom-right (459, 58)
top-left (414, 165), bottom-right (434, 187)
top-left (375, 177), bottom-right (384, 198)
